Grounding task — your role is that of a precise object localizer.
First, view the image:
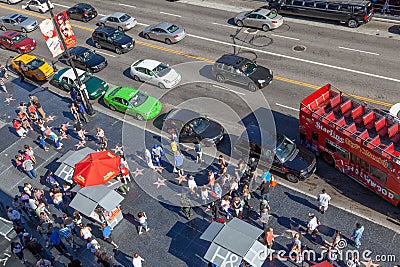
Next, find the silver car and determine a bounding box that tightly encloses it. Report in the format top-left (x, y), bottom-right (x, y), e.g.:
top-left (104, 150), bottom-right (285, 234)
top-left (143, 22), bottom-right (186, 45)
top-left (98, 12), bottom-right (137, 31)
top-left (234, 8), bottom-right (283, 31)
top-left (0, 14), bottom-right (38, 32)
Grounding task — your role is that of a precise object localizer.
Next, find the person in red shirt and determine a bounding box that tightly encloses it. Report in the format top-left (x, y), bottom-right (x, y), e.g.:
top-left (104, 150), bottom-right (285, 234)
top-left (13, 119), bottom-right (27, 138)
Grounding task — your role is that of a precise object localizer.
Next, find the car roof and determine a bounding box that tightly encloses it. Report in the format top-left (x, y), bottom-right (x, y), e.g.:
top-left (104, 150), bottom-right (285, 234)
top-left (216, 54), bottom-right (248, 67)
top-left (153, 22), bottom-right (174, 29)
top-left (112, 86), bottom-right (138, 99)
top-left (13, 54), bottom-right (36, 63)
top-left (107, 12), bottom-right (128, 18)
top-left (0, 30), bottom-right (19, 38)
top-left (135, 59), bottom-right (162, 70)
top-left (94, 26), bottom-right (117, 34)
top-left (60, 68), bottom-right (85, 79)
top-left (3, 14), bottom-right (24, 19)
top-left (69, 46), bottom-right (89, 55)
top-left (252, 8), bottom-right (271, 15)
top-left (74, 3), bottom-right (93, 8)
top-left (168, 109), bottom-right (202, 123)
top-left (240, 125), bottom-right (277, 149)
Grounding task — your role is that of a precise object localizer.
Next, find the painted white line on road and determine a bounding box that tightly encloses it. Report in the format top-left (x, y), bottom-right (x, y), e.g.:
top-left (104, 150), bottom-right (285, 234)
top-left (53, 3), bottom-right (70, 8)
top-left (186, 33), bottom-right (400, 83)
top-left (118, 3), bottom-right (136, 8)
top-left (137, 22), bottom-right (150, 27)
top-left (271, 34), bottom-right (300, 41)
top-left (212, 22), bottom-right (238, 29)
top-left (244, 28), bottom-right (259, 35)
top-left (212, 84), bottom-right (246, 95)
top-left (98, 13), bottom-right (106, 17)
top-left (276, 103), bottom-right (299, 111)
top-left (95, 50), bottom-right (116, 58)
top-left (159, 11), bottom-right (181, 18)
top-left (338, 46), bottom-right (380, 56)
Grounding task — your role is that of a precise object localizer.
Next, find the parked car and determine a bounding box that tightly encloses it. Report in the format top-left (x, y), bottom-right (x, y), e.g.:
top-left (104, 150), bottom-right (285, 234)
top-left (25, 0), bottom-right (54, 13)
top-left (0, 14), bottom-right (38, 32)
top-left (67, 3), bottom-right (97, 22)
top-left (212, 54), bottom-right (273, 91)
top-left (63, 46), bottom-right (107, 73)
top-left (92, 27), bottom-right (135, 54)
top-left (50, 68), bottom-right (109, 99)
top-left (130, 59), bottom-right (181, 89)
top-left (234, 125), bottom-right (317, 183)
top-left (104, 86), bottom-right (162, 120)
top-left (389, 103), bottom-right (400, 120)
top-left (234, 8), bottom-right (284, 31)
top-left (263, 0), bottom-right (373, 28)
top-left (11, 54), bottom-right (53, 81)
top-left (143, 22), bottom-right (186, 44)
top-left (98, 12), bottom-right (137, 31)
top-left (0, 0), bottom-right (22, 4)
top-left (163, 109), bottom-right (225, 145)
top-left (0, 30), bottom-right (36, 53)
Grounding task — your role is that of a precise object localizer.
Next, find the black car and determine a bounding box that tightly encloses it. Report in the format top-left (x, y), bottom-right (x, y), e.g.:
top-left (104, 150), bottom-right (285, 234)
top-left (212, 54), bottom-right (273, 92)
top-left (263, 0), bottom-right (373, 28)
top-left (163, 109), bottom-right (225, 145)
top-left (63, 46), bottom-right (107, 73)
top-left (92, 27), bottom-right (135, 54)
top-left (67, 3), bottom-right (97, 22)
top-left (234, 125), bottom-right (316, 183)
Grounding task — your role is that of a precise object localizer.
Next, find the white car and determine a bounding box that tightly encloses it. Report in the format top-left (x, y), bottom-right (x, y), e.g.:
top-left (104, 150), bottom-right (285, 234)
top-left (1, 0), bottom-right (22, 4)
top-left (130, 59), bottom-right (181, 89)
top-left (25, 0), bottom-right (54, 13)
top-left (389, 103), bottom-right (400, 120)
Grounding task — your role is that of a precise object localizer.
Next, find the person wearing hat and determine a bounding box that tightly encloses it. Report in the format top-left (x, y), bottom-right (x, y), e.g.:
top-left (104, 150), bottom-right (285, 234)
top-left (180, 194), bottom-right (193, 220)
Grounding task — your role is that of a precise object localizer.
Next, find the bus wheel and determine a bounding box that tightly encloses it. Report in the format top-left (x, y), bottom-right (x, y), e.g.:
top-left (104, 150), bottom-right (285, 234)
top-left (322, 152), bottom-right (334, 166)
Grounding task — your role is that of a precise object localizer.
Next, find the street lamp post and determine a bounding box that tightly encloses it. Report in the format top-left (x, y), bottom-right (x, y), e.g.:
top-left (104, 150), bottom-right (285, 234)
top-left (44, 0), bottom-right (95, 116)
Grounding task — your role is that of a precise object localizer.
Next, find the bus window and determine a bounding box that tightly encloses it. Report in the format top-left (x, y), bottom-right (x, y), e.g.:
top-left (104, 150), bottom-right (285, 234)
top-left (369, 165), bottom-right (387, 183)
top-left (326, 139), bottom-right (350, 160)
top-left (350, 154), bottom-right (359, 165)
top-left (326, 139), bottom-right (336, 152)
top-left (360, 158), bottom-right (369, 171)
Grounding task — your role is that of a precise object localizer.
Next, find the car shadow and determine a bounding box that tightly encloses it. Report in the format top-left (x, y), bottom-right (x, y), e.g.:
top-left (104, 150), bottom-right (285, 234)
top-left (122, 67), bottom-right (132, 80)
top-left (85, 37), bottom-right (95, 48)
top-left (388, 24), bottom-right (400, 34)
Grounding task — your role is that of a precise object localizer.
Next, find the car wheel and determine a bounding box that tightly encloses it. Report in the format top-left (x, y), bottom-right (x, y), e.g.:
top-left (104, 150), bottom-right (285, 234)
top-left (216, 74), bottom-right (225, 83)
top-left (40, 8), bottom-right (45, 13)
top-left (248, 83), bottom-right (257, 92)
top-left (99, 22), bottom-right (105, 27)
top-left (7, 0), bottom-right (11, 4)
top-left (262, 24), bottom-right (270, 32)
top-left (165, 38), bottom-right (172, 45)
top-left (286, 173), bottom-right (299, 183)
top-left (86, 67), bottom-right (92, 73)
top-left (144, 33), bottom-right (150, 40)
top-left (347, 19), bottom-right (358, 28)
top-left (133, 75), bottom-right (141, 82)
top-left (83, 18), bottom-right (89, 23)
top-left (109, 104), bottom-right (116, 111)
top-left (118, 26), bottom-right (124, 32)
top-left (17, 49), bottom-right (23, 54)
top-left (94, 42), bottom-right (101, 49)
top-left (21, 28), bottom-right (27, 33)
top-left (0, 26), bottom-right (6, 31)
top-left (158, 83), bottom-right (166, 89)
top-left (236, 20), bottom-right (244, 27)
top-left (62, 84), bottom-right (70, 91)
top-left (115, 47), bottom-right (122, 54)
top-left (270, 7), bottom-right (278, 13)
top-left (0, 45), bottom-right (5, 50)
top-left (136, 114), bottom-right (144, 121)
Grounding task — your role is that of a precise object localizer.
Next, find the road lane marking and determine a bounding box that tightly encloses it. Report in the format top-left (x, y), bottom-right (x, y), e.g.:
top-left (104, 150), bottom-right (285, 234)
top-left (244, 28), bottom-right (259, 35)
top-left (212, 84), bottom-right (246, 95)
top-left (95, 50), bottom-right (116, 58)
top-left (212, 22), bottom-right (238, 29)
top-left (276, 103), bottom-right (299, 111)
top-left (0, 3), bottom-right (393, 108)
top-left (118, 3), bottom-right (136, 8)
top-left (137, 22), bottom-right (150, 27)
top-left (159, 11), bottom-right (181, 17)
top-left (271, 34), bottom-right (300, 41)
top-left (53, 3), bottom-right (70, 8)
top-left (187, 33), bottom-right (400, 84)
top-left (98, 13), bottom-right (106, 17)
top-left (338, 46), bottom-right (380, 56)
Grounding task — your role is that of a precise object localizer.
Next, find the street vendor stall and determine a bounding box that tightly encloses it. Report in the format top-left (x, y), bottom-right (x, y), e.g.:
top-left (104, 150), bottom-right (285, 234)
top-left (69, 184), bottom-right (124, 227)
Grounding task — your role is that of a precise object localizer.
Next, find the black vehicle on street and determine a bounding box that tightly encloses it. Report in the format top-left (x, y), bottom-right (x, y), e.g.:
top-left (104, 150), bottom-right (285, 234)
top-left (92, 27), bottom-right (135, 54)
top-left (63, 46), bottom-right (107, 73)
top-left (67, 3), bottom-right (97, 22)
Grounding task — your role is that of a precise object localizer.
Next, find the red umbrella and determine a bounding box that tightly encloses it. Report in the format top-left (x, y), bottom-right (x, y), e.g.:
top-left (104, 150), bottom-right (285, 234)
top-left (73, 150), bottom-right (120, 187)
top-left (312, 261), bottom-right (334, 267)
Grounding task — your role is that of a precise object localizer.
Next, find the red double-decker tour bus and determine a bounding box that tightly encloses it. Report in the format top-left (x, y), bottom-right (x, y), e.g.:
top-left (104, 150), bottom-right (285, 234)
top-left (299, 84), bottom-right (400, 207)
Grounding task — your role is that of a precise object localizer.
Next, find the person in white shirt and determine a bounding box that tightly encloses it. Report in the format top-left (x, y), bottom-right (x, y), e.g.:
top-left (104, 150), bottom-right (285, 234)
top-left (306, 213), bottom-right (319, 241)
top-left (7, 207), bottom-right (22, 225)
top-left (317, 189), bottom-right (331, 214)
top-left (132, 253), bottom-right (145, 267)
top-left (143, 148), bottom-right (155, 170)
top-left (188, 176), bottom-right (198, 197)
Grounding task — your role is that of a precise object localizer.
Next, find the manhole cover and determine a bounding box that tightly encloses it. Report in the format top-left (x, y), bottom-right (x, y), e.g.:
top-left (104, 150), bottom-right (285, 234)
top-left (247, 28), bottom-right (257, 33)
top-left (292, 45), bottom-right (306, 52)
top-left (250, 35), bottom-right (272, 47)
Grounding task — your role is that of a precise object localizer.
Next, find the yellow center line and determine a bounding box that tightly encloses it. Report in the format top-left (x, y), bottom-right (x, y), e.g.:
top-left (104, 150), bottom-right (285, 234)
top-left (1, 4), bottom-right (393, 108)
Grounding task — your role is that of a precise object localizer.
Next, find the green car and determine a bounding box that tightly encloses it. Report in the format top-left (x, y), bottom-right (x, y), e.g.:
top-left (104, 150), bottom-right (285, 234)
top-left (50, 68), bottom-right (109, 100)
top-left (103, 86), bottom-right (162, 120)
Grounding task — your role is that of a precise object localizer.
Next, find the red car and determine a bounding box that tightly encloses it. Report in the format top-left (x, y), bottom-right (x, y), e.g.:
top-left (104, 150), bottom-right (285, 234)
top-left (0, 30), bottom-right (36, 53)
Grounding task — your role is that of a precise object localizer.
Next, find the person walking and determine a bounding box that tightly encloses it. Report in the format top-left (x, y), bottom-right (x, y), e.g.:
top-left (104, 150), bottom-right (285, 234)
top-left (258, 180), bottom-right (271, 202)
top-left (59, 224), bottom-right (77, 250)
top-left (194, 141), bottom-right (203, 164)
top-left (132, 253), bottom-right (146, 267)
top-left (232, 196), bottom-right (243, 219)
top-left (180, 194), bottom-right (193, 220)
top-left (0, 64), bottom-right (8, 93)
top-left (24, 145), bottom-right (36, 164)
top-left (70, 103), bottom-right (80, 122)
top-left (173, 150), bottom-right (184, 176)
top-left (18, 61), bottom-right (28, 83)
top-left (201, 185), bottom-right (210, 206)
top-left (264, 227), bottom-right (275, 249)
top-left (221, 195), bottom-right (231, 220)
top-left (317, 189), bottom-right (331, 214)
top-left (137, 212), bottom-right (150, 235)
top-left (22, 157), bottom-right (37, 178)
top-left (36, 258), bottom-right (53, 267)
top-left (188, 176), bottom-right (199, 197)
top-left (351, 223), bottom-right (364, 249)
top-left (38, 135), bottom-right (49, 151)
top-left (259, 208), bottom-right (270, 231)
top-left (305, 213), bottom-right (320, 241)
top-left (80, 224), bottom-right (93, 240)
top-left (7, 206), bottom-right (22, 225)
top-left (143, 148), bottom-right (155, 170)
top-left (77, 102), bottom-right (89, 123)
top-left (96, 128), bottom-right (108, 148)
top-left (49, 229), bottom-right (70, 256)
top-left (11, 241), bottom-right (26, 264)
top-left (18, 111), bottom-right (33, 132)
top-left (101, 223), bottom-right (119, 249)
top-left (29, 94), bottom-right (46, 118)
top-left (291, 233), bottom-right (302, 263)
top-left (13, 119), bottom-right (27, 138)
top-left (151, 144), bottom-right (164, 167)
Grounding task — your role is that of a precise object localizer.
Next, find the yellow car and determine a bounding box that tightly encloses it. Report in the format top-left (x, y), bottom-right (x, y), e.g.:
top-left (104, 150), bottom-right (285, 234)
top-left (11, 54), bottom-right (54, 81)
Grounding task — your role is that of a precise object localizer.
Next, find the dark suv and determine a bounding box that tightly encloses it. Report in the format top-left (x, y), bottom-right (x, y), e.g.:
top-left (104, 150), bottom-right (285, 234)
top-left (92, 27), bottom-right (134, 54)
top-left (234, 125), bottom-right (317, 183)
top-left (212, 54), bottom-right (273, 92)
top-left (264, 0), bottom-right (373, 27)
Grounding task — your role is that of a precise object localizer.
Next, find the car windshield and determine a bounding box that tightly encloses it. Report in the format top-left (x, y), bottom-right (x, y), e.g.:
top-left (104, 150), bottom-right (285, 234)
top-left (241, 61), bottom-right (257, 75)
top-left (166, 24), bottom-right (179, 33)
top-left (12, 33), bottom-right (26, 43)
top-left (108, 87), bottom-right (121, 97)
top-left (274, 135), bottom-right (296, 162)
top-left (189, 117), bottom-right (210, 134)
top-left (153, 63), bottom-right (171, 77)
top-left (130, 92), bottom-right (148, 107)
top-left (81, 50), bottom-right (95, 61)
top-left (110, 30), bottom-right (124, 41)
top-left (119, 14), bottom-right (131, 22)
top-left (78, 72), bottom-right (92, 84)
top-left (15, 15), bottom-right (28, 23)
top-left (267, 11), bottom-right (278, 19)
top-left (27, 58), bottom-right (44, 70)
